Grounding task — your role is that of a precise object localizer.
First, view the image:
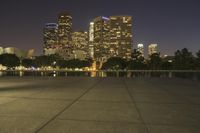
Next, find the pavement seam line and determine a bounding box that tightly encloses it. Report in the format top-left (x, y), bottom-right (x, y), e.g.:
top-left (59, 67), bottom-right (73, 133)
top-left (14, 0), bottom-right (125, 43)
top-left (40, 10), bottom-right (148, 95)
top-left (123, 78), bottom-right (151, 133)
top-left (35, 78), bottom-right (102, 133)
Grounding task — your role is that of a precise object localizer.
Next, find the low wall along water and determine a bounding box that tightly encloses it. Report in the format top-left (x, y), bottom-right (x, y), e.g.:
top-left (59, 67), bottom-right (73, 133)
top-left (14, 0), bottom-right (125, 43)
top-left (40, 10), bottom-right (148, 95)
top-left (0, 70), bottom-right (200, 79)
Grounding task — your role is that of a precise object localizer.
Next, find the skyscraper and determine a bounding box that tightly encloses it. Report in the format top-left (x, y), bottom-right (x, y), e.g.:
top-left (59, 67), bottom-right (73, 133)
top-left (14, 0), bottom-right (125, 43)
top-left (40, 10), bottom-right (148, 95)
top-left (57, 12), bottom-right (72, 59)
top-left (89, 22), bottom-right (94, 42)
top-left (43, 23), bottom-right (58, 55)
top-left (148, 44), bottom-right (158, 56)
top-left (89, 22), bottom-right (94, 59)
top-left (93, 16), bottom-right (110, 62)
top-left (109, 16), bottom-right (132, 60)
top-left (72, 31), bottom-right (89, 59)
top-left (137, 44), bottom-right (144, 57)
top-left (72, 31), bottom-right (88, 50)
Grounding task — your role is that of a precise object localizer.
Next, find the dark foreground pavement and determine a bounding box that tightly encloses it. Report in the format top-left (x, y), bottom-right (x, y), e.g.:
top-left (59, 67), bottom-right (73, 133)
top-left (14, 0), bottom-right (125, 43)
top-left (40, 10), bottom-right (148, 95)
top-left (0, 77), bottom-right (200, 133)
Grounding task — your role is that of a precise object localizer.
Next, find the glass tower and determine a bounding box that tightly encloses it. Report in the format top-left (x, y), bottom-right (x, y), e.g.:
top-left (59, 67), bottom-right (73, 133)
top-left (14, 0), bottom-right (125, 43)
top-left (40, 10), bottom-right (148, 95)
top-left (43, 23), bottom-right (58, 55)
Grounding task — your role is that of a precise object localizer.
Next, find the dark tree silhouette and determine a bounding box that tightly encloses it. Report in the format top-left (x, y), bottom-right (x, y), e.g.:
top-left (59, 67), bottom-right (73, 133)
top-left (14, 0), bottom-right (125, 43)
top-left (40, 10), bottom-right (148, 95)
top-left (0, 54), bottom-right (20, 68)
top-left (173, 48), bottom-right (195, 70)
top-left (34, 54), bottom-right (61, 67)
top-left (57, 59), bottom-right (92, 69)
top-left (128, 49), bottom-right (146, 70)
top-left (148, 53), bottom-right (162, 70)
top-left (195, 50), bottom-right (200, 70)
top-left (22, 59), bottom-right (34, 68)
top-left (101, 57), bottom-right (127, 70)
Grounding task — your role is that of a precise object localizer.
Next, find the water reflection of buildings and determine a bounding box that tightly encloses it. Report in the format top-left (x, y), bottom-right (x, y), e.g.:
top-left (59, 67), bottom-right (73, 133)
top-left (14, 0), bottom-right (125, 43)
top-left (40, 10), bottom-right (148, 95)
top-left (91, 71), bottom-right (107, 77)
top-left (0, 70), bottom-right (181, 78)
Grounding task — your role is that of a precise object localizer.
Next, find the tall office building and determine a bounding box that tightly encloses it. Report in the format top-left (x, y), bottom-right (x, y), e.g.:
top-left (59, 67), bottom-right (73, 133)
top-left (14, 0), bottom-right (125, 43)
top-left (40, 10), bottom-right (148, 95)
top-left (43, 23), bottom-right (58, 55)
top-left (72, 31), bottom-right (89, 59)
top-left (89, 22), bottom-right (94, 42)
top-left (89, 22), bottom-right (94, 59)
top-left (109, 16), bottom-right (132, 60)
top-left (93, 16), bottom-right (110, 62)
top-left (148, 44), bottom-right (158, 56)
top-left (57, 12), bottom-right (73, 59)
top-left (72, 31), bottom-right (88, 50)
top-left (137, 44), bottom-right (144, 57)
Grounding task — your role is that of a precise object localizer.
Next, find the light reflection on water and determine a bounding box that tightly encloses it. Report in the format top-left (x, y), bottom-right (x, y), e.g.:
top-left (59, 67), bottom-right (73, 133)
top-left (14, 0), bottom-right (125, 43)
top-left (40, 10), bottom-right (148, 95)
top-left (0, 70), bottom-right (199, 79)
top-left (19, 71), bottom-right (23, 77)
top-left (0, 71), bottom-right (3, 76)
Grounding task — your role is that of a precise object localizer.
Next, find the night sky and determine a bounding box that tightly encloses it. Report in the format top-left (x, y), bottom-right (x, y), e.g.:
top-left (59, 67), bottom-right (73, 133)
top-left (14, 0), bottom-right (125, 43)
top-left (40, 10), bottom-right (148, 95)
top-left (0, 0), bottom-right (199, 56)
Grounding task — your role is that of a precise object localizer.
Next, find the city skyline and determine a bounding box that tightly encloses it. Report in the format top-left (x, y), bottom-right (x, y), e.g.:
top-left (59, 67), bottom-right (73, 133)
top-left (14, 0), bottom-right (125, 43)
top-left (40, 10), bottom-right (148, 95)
top-left (43, 13), bottom-right (133, 61)
top-left (0, 0), bottom-right (200, 56)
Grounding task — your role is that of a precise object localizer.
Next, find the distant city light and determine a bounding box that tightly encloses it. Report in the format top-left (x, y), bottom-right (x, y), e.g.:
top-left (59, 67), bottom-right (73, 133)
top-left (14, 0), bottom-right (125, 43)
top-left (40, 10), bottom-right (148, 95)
top-left (148, 44), bottom-right (158, 56)
top-left (137, 44), bottom-right (144, 57)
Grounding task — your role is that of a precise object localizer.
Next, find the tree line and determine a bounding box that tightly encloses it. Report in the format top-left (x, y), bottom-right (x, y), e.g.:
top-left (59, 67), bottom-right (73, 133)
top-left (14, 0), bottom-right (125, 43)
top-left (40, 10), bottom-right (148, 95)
top-left (0, 54), bottom-right (92, 69)
top-left (0, 48), bottom-right (200, 70)
top-left (102, 48), bottom-right (200, 70)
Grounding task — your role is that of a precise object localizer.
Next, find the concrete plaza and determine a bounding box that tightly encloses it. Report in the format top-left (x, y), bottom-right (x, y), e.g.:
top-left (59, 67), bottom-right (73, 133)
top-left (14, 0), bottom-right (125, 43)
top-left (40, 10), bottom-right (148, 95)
top-left (0, 77), bottom-right (199, 133)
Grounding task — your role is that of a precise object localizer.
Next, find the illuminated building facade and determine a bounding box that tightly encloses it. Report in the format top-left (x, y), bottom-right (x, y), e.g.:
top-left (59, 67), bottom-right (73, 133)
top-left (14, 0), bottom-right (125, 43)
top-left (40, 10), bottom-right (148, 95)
top-left (72, 31), bottom-right (88, 52)
top-left (42, 13), bottom-right (133, 62)
top-left (4, 47), bottom-right (15, 54)
top-left (0, 47), bottom-right (3, 55)
top-left (89, 22), bottom-right (94, 59)
top-left (109, 16), bottom-right (132, 60)
top-left (57, 12), bottom-right (73, 58)
top-left (43, 23), bottom-right (58, 55)
top-left (89, 22), bottom-right (94, 42)
top-left (93, 16), bottom-right (110, 61)
top-left (71, 50), bottom-right (87, 60)
top-left (72, 31), bottom-right (89, 59)
top-left (137, 44), bottom-right (144, 57)
top-left (1, 47), bottom-right (34, 59)
top-left (148, 44), bottom-right (158, 56)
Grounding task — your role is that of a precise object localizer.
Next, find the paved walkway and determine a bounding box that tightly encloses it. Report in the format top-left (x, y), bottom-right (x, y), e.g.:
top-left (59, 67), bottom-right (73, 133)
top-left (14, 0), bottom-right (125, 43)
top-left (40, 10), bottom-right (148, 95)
top-left (0, 77), bottom-right (199, 133)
